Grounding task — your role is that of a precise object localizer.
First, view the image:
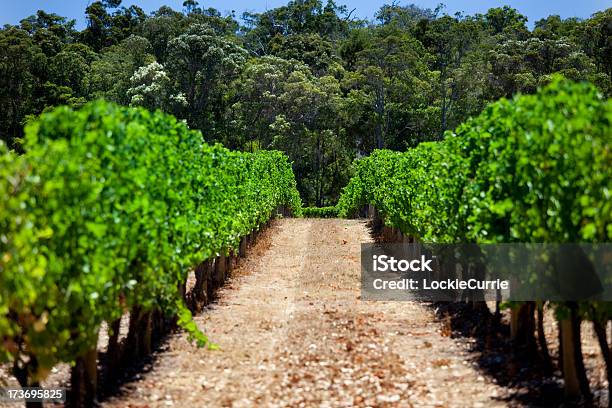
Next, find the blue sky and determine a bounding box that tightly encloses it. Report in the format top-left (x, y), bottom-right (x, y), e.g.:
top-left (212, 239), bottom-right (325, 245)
top-left (2, 0), bottom-right (609, 29)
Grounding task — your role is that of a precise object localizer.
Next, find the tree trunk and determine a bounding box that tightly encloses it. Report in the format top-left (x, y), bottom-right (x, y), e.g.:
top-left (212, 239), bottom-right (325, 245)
top-left (213, 253), bottom-right (227, 288)
top-left (560, 303), bottom-right (591, 401)
top-left (494, 299), bottom-right (501, 327)
top-left (510, 302), bottom-right (537, 354)
top-left (593, 319), bottom-right (611, 408)
top-left (316, 135), bottom-right (323, 207)
top-left (151, 308), bottom-right (165, 340)
top-left (206, 258), bottom-right (215, 301)
top-left (138, 311), bottom-right (153, 357)
top-left (226, 251), bottom-right (235, 277)
top-left (12, 357), bottom-right (29, 388)
top-left (561, 317), bottom-right (581, 399)
top-left (536, 302), bottom-right (553, 374)
top-left (12, 355), bottom-right (44, 408)
top-left (375, 86), bottom-right (385, 149)
top-left (25, 379), bottom-right (43, 408)
top-left (239, 237), bottom-right (247, 258)
top-left (105, 318), bottom-right (122, 381)
top-left (26, 398), bottom-right (43, 408)
top-left (126, 306), bottom-right (142, 358)
top-left (194, 260), bottom-right (210, 307)
top-left (70, 347), bottom-right (98, 407)
top-left (558, 318), bottom-right (564, 374)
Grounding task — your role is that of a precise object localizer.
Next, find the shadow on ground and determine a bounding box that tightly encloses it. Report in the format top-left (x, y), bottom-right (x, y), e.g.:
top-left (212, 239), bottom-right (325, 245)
top-left (366, 219), bottom-right (567, 408)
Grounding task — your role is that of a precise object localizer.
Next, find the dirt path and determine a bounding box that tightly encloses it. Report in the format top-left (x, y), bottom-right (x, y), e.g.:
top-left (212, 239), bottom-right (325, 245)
top-left (104, 218), bottom-right (509, 407)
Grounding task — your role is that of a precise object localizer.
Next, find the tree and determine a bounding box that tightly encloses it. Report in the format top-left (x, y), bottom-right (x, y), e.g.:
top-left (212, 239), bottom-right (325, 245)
top-left (577, 9), bottom-right (612, 92)
top-left (81, 1), bottom-right (115, 51)
top-left (375, 3), bottom-right (438, 27)
top-left (486, 37), bottom-right (598, 99)
top-left (137, 7), bottom-right (186, 63)
top-left (19, 11), bottom-right (76, 56)
top-left (0, 27), bottom-right (46, 148)
top-left (345, 24), bottom-right (433, 150)
top-left (81, 0), bottom-right (145, 51)
top-left (533, 15), bottom-right (581, 40)
top-left (228, 56), bottom-right (351, 204)
top-left (1, 0), bottom-right (610, 210)
top-left (417, 14), bottom-right (484, 135)
top-left (270, 70), bottom-right (349, 205)
top-left (46, 46), bottom-right (93, 106)
top-left (241, 0), bottom-right (353, 56)
top-left (166, 24), bottom-right (247, 137)
top-left (90, 35), bottom-right (155, 105)
top-left (227, 56), bottom-right (303, 149)
top-left (269, 33), bottom-right (340, 75)
top-left (127, 61), bottom-right (186, 113)
top-left (183, 0), bottom-right (199, 15)
top-left (481, 6), bottom-right (529, 38)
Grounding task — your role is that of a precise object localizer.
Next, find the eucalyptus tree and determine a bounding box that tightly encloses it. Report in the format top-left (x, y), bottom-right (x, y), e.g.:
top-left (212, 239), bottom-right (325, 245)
top-left (486, 37), bottom-right (598, 99)
top-left (81, 0), bottom-right (146, 51)
top-left (416, 14), bottom-right (484, 135)
top-left (577, 9), bottom-right (612, 92)
top-left (269, 69), bottom-right (349, 205)
top-left (240, 0), bottom-right (353, 56)
top-left (19, 10), bottom-right (76, 56)
top-left (166, 24), bottom-right (247, 138)
top-left (0, 27), bottom-right (45, 148)
top-left (228, 56), bottom-right (351, 204)
top-left (89, 35), bottom-right (155, 105)
top-left (269, 33), bottom-right (341, 76)
top-left (344, 23), bottom-right (433, 150)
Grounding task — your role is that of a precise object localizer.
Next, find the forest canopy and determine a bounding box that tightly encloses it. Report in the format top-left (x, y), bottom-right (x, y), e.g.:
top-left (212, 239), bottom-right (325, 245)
top-left (1, 0), bottom-right (610, 205)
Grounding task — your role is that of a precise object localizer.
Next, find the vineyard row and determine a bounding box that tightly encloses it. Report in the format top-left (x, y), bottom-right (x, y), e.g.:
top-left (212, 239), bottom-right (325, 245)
top-left (0, 101), bottom-right (302, 405)
top-left (337, 77), bottom-right (611, 401)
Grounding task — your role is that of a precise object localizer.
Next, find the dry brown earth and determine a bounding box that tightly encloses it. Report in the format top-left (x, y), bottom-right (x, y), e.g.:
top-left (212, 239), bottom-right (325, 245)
top-left (102, 218), bottom-right (509, 408)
